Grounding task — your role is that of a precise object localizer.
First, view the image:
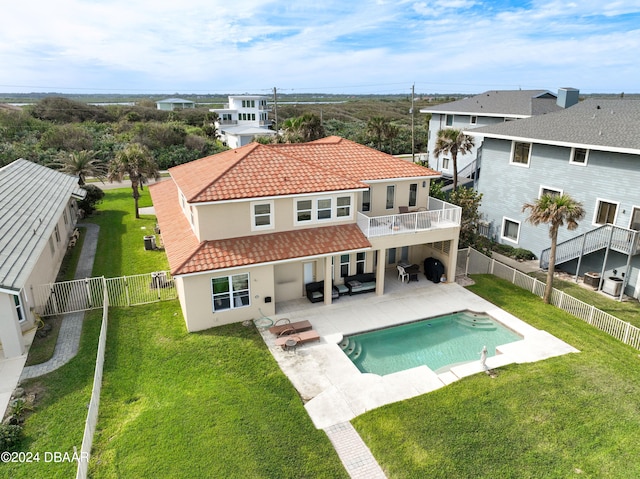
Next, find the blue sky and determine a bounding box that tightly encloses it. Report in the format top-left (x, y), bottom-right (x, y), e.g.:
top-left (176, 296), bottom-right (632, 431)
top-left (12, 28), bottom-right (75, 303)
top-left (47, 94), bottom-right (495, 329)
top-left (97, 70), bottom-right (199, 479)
top-left (1, 0), bottom-right (639, 95)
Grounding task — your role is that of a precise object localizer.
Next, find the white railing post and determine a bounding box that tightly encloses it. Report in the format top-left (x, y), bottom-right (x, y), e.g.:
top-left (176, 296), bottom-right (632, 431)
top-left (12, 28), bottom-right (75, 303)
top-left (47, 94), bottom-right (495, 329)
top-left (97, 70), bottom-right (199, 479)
top-left (588, 305), bottom-right (595, 325)
top-left (623, 322), bottom-right (631, 344)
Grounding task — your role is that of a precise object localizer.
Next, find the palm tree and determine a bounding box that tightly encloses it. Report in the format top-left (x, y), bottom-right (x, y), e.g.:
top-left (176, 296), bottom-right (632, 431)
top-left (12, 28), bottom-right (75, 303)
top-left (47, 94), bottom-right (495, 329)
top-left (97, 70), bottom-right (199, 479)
top-left (53, 150), bottom-right (106, 185)
top-left (433, 129), bottom-right (474, 190)
top-left (522, 193), bottom-right (585, 303)
top-left (280, 114), bottom-right (325, 143)
top-left (108, 143), bottom-right (160, 218)
top-left (366, 116), bottom-right (387, 150)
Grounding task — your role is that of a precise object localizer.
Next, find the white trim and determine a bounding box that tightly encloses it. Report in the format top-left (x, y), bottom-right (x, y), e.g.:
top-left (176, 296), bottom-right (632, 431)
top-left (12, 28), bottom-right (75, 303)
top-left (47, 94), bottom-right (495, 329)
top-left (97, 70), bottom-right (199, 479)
top-left (421, 109), bottom-right (530, 119)
top-left (188, 188), bottom-right (367, 206)
top-left (509, 141), bottom-right (532, 168)
top-left (501, 217), bottom-right (521, 244)
top-left (211, 272), bottom-right (250, 312)
top-left (629, 205), bottom-right (640, 230)
top-left (538, 185), bottom-right (563, 198)
top-left (463, 131), bottom-right (640, 156)
top-left (592, 198), bottom-right (619, 226)
top-left (364, 175), bottom-right (439, 184)
top-left (570, 147), bottom-right (589, 166)
top-left (294, 193), bottom-right (354, 226)
top-left (177, 246), bottom-right (373, 278)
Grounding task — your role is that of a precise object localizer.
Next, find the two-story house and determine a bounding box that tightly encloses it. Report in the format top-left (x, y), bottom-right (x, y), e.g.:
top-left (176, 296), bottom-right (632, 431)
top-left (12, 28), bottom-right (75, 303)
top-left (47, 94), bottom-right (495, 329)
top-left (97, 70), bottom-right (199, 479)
top-left (421, 89), bottom-right (576, 184)
top-left (465, 98), bottom-right (640, 299)
top-left (150, 136), bottom-right (462, 332)
top-left (210, 95), bottom-right (277, 148)
top-left (0, 159), bottom-right (85, 358)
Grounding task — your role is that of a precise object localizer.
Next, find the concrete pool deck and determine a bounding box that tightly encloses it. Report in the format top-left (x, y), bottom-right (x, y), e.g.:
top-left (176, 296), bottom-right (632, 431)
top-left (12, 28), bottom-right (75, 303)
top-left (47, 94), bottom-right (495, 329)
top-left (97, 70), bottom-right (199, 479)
top-left (258, 278), bottom-right (579, 430)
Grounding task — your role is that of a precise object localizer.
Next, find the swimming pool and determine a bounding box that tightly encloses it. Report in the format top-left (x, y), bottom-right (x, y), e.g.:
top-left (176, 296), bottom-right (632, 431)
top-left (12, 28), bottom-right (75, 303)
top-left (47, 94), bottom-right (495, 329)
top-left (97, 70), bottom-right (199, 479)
top-left (339, 311), bottom-right (522, 375)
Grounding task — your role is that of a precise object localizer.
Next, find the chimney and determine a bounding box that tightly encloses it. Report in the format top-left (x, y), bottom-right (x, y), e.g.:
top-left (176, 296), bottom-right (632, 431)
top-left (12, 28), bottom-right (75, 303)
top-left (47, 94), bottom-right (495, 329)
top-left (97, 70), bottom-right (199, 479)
top-left (557, 87), bottom-right (579, 108)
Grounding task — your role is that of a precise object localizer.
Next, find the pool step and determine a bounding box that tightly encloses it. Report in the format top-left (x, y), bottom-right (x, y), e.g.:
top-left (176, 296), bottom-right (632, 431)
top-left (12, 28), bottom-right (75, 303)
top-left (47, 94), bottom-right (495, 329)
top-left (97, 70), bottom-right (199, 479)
top-left (454, 316), bottom-right (497, 330)
top-left (338, 337), bottom-right (363, 360)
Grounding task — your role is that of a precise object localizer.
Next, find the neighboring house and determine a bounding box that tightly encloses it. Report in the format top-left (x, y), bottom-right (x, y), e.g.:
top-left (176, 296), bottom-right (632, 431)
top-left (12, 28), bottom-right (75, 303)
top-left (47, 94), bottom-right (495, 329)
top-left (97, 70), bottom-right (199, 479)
top-left (210, 95), bottom-right (276, 148)
top-left (421, 89), bottom-right (578, 183)
top-left (466, 98), bottom-right (640, 299)
top-left (156, 98), bottom-right (195, 111)
top-left (150, 136), bottom-right (462, 332)
top-left (0, 160), bottom-right (85, 358)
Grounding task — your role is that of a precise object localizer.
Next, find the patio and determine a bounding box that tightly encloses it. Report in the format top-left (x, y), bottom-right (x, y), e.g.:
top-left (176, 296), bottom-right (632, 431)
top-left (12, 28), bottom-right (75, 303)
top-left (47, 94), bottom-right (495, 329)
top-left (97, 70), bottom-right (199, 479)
top-left (258, 268), bottom-right (579, 429)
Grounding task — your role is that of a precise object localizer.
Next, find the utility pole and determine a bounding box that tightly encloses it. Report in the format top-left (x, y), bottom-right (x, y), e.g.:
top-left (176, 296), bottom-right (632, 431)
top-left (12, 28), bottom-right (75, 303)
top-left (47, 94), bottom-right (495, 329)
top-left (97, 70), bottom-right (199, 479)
top-left (411, 84), bottom-right (415, 162)
top-left (273, 87), bottom-right (278, 131)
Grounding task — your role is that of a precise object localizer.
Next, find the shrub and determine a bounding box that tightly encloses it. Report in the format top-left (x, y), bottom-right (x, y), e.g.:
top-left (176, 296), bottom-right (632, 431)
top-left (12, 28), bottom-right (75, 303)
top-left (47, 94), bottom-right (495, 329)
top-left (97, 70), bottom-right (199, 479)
top-left (0, 424), bottom-right (23, 451)
top-left (513, 248), bottom-right (536, 260)
top-left (78, 184), bottom-right (105, 215)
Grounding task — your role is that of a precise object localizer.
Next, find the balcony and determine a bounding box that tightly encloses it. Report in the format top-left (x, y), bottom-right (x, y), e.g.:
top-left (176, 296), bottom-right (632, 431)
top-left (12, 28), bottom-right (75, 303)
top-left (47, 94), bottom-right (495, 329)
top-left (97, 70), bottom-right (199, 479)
top-left (356, 198), bottom-right (461, 238)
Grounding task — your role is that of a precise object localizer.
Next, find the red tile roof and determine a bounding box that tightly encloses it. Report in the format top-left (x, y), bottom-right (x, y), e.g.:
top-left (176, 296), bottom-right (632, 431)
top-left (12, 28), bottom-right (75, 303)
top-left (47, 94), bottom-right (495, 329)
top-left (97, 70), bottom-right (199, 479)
top-left (169, 136), bottom-right (439, 203)
top-left (150, 178), bottom-right (371, 276)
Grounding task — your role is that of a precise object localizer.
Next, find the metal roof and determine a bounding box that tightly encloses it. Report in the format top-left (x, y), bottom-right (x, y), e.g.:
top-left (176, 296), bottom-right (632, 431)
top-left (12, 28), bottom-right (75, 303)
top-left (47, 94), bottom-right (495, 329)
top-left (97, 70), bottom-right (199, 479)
top-left (156, 98), bottom-right (194, 104)
top-left (0, 159), bottom-right (85, 291)
top-left (464, 99), bottom-right (640, 154)
top-left (421, 90), bottom-right (561, 117)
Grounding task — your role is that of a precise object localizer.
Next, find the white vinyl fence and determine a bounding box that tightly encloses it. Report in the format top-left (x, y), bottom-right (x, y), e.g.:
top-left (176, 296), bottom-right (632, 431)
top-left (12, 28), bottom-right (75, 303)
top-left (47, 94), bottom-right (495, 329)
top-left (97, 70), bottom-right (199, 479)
top-left (457, 247), bottom-right (640, 351)
top-left (33, 271), bottom-right (176, 317)
top-left (76, 281), bottom-right (109, 479)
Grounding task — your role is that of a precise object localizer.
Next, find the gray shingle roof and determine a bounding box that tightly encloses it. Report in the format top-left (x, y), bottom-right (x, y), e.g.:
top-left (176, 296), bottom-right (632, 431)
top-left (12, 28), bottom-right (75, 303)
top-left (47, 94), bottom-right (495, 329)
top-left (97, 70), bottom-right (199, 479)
top-left (464, 99), bottom-right (640, 153)
top-left (421, 90), bottom-right (561, 117)
top-left (0, 160), bottom-right (85, 291)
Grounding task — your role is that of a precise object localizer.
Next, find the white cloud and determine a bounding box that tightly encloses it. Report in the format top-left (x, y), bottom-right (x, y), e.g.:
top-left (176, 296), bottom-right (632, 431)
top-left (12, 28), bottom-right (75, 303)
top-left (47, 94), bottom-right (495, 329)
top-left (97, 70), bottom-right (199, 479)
top-left (0, 0), bottom-right (638, 93)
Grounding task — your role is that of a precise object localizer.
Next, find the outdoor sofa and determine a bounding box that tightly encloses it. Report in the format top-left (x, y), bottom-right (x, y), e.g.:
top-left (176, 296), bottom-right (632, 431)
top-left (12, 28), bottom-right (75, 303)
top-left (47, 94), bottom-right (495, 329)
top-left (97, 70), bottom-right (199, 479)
top-left (343, 273), bottom-right (376, 295)
top-left (305, 281), bottom-right (340, 303)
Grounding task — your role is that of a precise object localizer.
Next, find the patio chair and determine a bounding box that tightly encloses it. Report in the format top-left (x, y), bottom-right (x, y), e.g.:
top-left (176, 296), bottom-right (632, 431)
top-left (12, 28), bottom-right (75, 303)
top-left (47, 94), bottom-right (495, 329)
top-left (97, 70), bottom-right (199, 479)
top-left (397, 265), bottom-right (408, 283)
top-left (275, 329), bottom-right (320, 349)
top-left (268, 319), bottom-right (313, 336)
top-left (399, 206), bottom-right (409, 214)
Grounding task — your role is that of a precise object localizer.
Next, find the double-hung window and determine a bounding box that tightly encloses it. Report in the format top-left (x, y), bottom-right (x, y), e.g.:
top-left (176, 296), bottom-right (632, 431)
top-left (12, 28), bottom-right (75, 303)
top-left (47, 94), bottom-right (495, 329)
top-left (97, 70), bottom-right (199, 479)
top-left (511, 142), bottom-right (531, 166)
top-left (212, 274), bottom-right (250, 312)
top-left (296, 200), bottom-right (313, 222)
top-left (362, 189), bottom-right (371, 212)
top-left (337, 196), bottom-right (351, 217)
top-left (317, 198), bottom-right (332, 220)
top-left (502, 217), bottom-right (520, 243)
top-left (570, 147), bottom-right (588, 165)
top-left (251, 201), bottom-right (273, 230)
top-left (594, 199), bottom-right (617, 225)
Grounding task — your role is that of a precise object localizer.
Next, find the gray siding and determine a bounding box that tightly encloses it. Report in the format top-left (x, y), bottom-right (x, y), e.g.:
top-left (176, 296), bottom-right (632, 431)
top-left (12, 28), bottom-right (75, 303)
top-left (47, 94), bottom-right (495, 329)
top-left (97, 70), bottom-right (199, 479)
top-left (478, 137), bottom-right (640, 258)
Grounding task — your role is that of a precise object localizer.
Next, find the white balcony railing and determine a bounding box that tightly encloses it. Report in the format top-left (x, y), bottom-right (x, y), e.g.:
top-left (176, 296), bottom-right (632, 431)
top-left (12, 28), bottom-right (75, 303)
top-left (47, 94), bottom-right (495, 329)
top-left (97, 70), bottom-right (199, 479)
top-left (356, 197), bottom-right (461, 238)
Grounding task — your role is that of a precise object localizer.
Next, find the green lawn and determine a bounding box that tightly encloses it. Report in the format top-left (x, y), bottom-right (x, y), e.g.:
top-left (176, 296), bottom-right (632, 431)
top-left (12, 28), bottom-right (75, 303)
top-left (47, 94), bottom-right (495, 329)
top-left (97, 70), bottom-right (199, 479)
top-left (86, 187), bottom-right (169, 277)
top-left (88, 302), bottom-right (348, 479)
top-left (530, 271), bottom-right (640, 327)
top-left (352, 275), bottom-right (640, 478)
top-left (3, 309), bottom-right (102, 478)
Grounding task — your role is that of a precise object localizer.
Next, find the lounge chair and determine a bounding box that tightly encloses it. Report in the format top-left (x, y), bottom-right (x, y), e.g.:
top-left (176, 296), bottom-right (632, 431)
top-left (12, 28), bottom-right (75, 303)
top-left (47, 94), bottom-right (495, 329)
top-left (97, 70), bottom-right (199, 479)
top-left (268, 319), bottom-right (313, 336)
top-left (275, 329), bottom-right (320, 348)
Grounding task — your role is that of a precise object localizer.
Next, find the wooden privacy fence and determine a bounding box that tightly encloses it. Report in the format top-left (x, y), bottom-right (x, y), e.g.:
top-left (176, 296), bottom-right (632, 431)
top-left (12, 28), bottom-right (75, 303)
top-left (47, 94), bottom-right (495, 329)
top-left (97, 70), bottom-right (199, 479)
top-left (457, 247), bottom-right (640, 351)
top-left (33, 271), bottom-right (176, 317)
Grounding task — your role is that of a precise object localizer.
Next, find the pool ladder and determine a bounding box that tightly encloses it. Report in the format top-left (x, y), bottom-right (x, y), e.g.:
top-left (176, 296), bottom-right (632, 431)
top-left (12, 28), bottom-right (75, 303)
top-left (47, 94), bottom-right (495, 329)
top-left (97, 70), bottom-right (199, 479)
top-left (338, 337), bottom-right (363, 360)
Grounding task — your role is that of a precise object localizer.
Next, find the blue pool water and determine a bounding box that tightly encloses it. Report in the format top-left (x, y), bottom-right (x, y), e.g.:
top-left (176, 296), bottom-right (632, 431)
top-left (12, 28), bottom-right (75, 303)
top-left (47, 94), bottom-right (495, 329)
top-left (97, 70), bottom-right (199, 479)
top-left (339, 311), bottom-right (522, 375)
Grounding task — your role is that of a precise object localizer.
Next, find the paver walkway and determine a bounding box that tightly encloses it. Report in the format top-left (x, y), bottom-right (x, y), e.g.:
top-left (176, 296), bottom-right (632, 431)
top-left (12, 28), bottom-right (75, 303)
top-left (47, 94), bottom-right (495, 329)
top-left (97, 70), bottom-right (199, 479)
top-left (20, 223), bottom-right (99, 380)
top-left (325, 422), bottom-right (387, 479)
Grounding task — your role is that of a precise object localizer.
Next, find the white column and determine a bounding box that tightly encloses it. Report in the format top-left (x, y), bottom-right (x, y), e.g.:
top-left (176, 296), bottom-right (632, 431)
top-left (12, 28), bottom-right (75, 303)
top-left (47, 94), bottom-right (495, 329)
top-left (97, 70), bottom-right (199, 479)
top-left (0, 293), bottom-right (26, 358)
top-left (375, 248), bottom-right (386, 295)
top-left (324, 257), bottom-right (333, 305)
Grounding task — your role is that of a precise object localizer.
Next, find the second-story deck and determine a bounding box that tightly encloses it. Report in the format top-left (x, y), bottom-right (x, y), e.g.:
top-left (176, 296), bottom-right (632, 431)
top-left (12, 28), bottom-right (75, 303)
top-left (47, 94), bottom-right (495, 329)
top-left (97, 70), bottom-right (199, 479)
top-left (356, 197), bottom-right (461, 238)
